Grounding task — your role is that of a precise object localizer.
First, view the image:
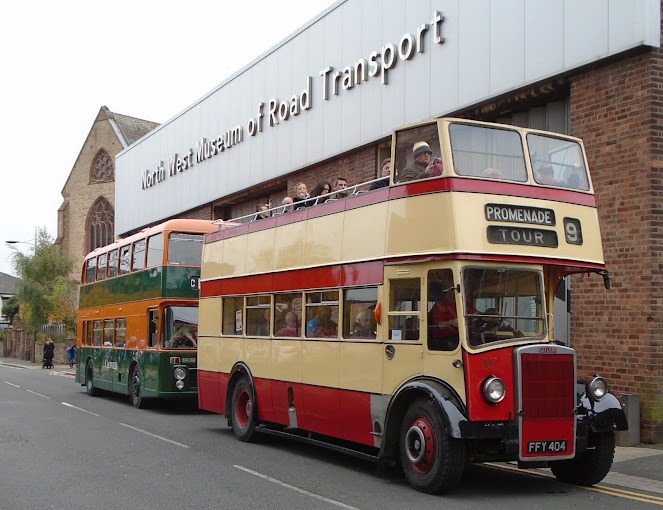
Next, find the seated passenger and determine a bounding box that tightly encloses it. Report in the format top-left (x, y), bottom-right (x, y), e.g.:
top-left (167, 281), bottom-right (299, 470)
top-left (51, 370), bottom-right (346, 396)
top-left (253, 204), bottom-right (270, 221)
top-left (306, 306), bottom-right (337, 338)
top-left (332, 177), bottom-right (350, 199)
top-left (352, 309), bottom-right (376, 338)
top-left (293, 182), bottom-right (313, 209)
top-left (428, 280), bottom-right (476, 351)
top-left (310, 180), bottom-right (332, 204)
top-left (483, 167), bottom-right (501, 178)
top-left (534, 163), bottom-right (555, 185)
top-left (277, 312), bottom-right (300, 337)
top-left (370, 158), bottom-right (392, 190)
top-left (399, 142), bottom-right (443, 182)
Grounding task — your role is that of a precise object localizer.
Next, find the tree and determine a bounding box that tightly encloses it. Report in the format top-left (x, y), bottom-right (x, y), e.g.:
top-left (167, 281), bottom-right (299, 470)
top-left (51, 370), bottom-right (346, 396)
top-left (2, 296), bottom-right (20, 324)
top-left (9, 227), bottom-right (76, 332)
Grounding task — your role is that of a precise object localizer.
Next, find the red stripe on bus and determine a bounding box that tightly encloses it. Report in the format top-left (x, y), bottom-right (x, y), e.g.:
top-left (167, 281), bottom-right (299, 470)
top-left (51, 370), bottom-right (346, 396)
top-left (386, 252), bottom-right (605, 270)
top-left (200, 260), bottom-right (385, 297)
top-left (198, 370), bottom-right (375, 446)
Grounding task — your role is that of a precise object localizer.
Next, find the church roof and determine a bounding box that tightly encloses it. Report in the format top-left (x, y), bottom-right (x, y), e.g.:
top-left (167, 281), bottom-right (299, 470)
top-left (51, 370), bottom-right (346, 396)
top-left (0, 272), bottom-right (18, 295)
top-left (102, 106), bottom-right (160, 148)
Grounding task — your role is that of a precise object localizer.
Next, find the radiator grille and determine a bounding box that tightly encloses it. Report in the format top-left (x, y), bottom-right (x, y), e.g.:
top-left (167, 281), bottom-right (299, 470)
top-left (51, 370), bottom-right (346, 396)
top-left (521, 353), bottom-right (574, 419)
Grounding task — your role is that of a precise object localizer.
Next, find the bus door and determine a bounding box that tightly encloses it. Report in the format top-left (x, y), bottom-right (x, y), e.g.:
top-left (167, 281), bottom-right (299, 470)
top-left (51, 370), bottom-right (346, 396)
top-left (100, 318), bottom-right (119, 390)
top-left (382, 266), bottom-right (425, 396)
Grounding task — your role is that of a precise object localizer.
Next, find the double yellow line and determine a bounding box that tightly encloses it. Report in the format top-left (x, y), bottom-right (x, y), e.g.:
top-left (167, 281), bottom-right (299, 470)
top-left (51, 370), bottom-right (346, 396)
top-left (485, 462), bottom-right (663, 506)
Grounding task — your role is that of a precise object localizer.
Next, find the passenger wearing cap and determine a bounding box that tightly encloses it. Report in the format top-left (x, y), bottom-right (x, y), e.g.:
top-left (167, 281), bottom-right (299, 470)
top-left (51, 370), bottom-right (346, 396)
top-left (399, 141), bottom-right (441, 182)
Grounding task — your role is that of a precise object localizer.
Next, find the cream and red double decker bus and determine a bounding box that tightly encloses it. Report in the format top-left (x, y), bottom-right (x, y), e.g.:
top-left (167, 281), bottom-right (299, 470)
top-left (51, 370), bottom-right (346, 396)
top-left (196, 118), bottom-right (627, 494)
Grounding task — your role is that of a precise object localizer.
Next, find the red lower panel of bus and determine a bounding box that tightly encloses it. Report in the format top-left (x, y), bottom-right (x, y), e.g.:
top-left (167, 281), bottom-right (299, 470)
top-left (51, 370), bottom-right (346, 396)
top-left (198, 370), bottom-right (375, 446)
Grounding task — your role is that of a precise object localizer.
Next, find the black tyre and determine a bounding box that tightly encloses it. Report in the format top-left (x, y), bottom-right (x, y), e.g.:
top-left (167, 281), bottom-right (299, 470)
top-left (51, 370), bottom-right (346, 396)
top-left (231, 377), bottom-right (259, 442)
top-left (400, 397), bottom-right (466, 494)
top-left (129, 364), bottom-right (145, 409)
top-left (85, 361), bottom-right (96, 396)
top-left (550, 431), bottom-right (615, 486)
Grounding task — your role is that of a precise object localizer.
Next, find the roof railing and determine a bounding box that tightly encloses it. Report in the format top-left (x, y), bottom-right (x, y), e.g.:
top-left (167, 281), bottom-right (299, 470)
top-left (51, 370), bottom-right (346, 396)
top-left (213, 176), bottom-right (388, 227)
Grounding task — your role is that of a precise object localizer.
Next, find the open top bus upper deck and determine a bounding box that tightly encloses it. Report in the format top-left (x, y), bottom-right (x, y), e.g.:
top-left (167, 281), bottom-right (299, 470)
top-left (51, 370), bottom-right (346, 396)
top-left (201, 118), bottom-right (605, 287)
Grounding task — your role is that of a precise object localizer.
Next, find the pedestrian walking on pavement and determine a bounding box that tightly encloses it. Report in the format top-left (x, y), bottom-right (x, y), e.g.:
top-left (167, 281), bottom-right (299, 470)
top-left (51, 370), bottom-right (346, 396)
top-left (43, 337), bottom-right (55, 369)
top-left (67, 344), bottom-right (76, 368)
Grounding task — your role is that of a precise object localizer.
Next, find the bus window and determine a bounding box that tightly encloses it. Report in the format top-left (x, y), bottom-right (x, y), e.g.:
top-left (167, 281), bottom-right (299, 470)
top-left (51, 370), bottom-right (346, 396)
top-left (246, 295), bottom-right (271, 337)
top-left (103, 319), bottom-right (114, 347)
top-left (97, 253), bottom-right (107, 281)
top-left (388, 279), bottom-right (421, 341)
top-left (85, 257), bottom-right (96, 284)
top-left (84, 321), bottom-right (92, 346)
top-left (168, 233), bottom-right (204, 266)
top-left (427, 269), bottom-right (459, 351)
top-left (463, 267), bottom-right (546, 346)
top-left (148, 309), bottom-right (158, 348)
top-left (132, 239), bottom-right (146, 272)
top-left (449, 123), bottom-right (527, 182)
top-left (163, 306), bottom-right (199, 349)
top-left (93, 320), bottom-right (102, 347)
top-left (527, 134), bottom-right (590, 190)
top-left (274, 293), bottom-right (302, 337)
top-left (343, 287), bottom-right (378, 339)
top-left (305, 291), bottom-right (339, 338)
top-left (222, 297), bottom-right (244, 335)
top-left (394, 123), bottom-right (443, 183)
top-left (115, 319), bottom-right (126, 348)
top-left (119, 246), bottom-right (130, 275)
top-left (107, 249), bottom-right (119, 278)
top-left (146, 233), bottom-right (164, 268)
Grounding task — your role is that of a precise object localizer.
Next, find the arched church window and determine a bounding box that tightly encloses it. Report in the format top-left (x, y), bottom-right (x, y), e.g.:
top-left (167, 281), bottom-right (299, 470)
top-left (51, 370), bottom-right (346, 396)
top-left (87, 198), bottom-right (114, 252)
top-left (91, 149), bottom-right (114, 182)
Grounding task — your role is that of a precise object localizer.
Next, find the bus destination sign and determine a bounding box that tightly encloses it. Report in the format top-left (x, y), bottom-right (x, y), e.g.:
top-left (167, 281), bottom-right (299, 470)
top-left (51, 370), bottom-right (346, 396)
top-left (485, 204), bottom-right (556, 226)
top-left (487, 226), bottom-right (558, 248)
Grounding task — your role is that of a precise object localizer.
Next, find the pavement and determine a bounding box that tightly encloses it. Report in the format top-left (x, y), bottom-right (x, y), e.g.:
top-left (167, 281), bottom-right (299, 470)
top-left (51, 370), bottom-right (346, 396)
top-left (2, 356), bottom-right (662, 496)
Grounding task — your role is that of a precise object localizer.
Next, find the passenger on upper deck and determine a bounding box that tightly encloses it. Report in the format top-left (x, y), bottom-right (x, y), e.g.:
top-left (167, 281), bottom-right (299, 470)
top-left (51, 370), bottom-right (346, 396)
top-left (534, 163), bottom-right (555, 185)
top-left (306, 306), bottom-right (338, 338)
top-left (253, 204), bottom-right (270, 221)
top-left (293, 182), bottom-right (313, 209)
top-left (311, 180), bottom-right (332, 204)
top-left (280, 196), bottom-right (294, 213)
top-left (399, 142), bottom-right (443, 182)
top-left (370, 158), bottom-right (392, 190)
top-left (332, 177), bottom-right (350, 199)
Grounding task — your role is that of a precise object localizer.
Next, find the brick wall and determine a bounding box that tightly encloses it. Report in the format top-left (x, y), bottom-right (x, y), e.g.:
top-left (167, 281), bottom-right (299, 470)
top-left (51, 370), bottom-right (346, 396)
top-left (570, 47), bottom-right (663, 442)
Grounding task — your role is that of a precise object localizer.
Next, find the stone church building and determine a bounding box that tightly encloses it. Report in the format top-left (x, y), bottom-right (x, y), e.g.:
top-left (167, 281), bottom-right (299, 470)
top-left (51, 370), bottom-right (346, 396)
top-left (55, 106), bottom-right (158, 281)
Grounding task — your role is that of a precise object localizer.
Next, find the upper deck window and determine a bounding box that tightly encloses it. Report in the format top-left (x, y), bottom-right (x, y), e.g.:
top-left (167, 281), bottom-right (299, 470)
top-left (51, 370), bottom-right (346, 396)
top-left (450, 124), bottom-right (527, 182)
top-left (394, 123), bottom-right (443, 183)
top-left (85, 257), bottom-right (96, 284)
top-left (168, 233), bottom-right (204, 266)
top-left (146, 233), bottom-right (164, 268)
top-left (527, 134), bottom-right (590, 191)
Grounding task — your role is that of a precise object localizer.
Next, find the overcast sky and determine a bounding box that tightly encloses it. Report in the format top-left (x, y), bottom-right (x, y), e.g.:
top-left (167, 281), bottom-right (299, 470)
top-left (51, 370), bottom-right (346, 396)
top-left (0, 0), bottom-right (336, 277)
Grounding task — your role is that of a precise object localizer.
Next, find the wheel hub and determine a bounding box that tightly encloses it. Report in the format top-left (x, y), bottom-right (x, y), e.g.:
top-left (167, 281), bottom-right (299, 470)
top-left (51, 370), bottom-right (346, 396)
top-left (405, 418), bottom-right (435, 473)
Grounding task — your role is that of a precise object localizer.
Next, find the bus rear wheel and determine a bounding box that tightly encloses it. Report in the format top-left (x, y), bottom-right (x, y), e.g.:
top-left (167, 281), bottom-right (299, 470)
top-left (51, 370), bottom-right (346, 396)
top-left (129, 365), bottom-right (145, 409)
top-left (400, 398), bottom-right (465, 494)
top-left (85, 361), bottom-right (96, 396)
top-left (550, 431), bottom-right (615, 486)
top-left (231, 377), bottom-right (259, 442)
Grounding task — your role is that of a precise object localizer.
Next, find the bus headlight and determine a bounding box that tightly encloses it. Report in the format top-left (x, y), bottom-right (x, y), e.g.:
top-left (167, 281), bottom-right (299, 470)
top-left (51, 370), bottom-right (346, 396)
top-left (586, 376), bottom-right (608, 401)
top-left (175, 380), bottom-right (185, 390)
top-left (482, 376), bottom-right (506, 404)
top-left (174, 367), bottom-right (187, 380)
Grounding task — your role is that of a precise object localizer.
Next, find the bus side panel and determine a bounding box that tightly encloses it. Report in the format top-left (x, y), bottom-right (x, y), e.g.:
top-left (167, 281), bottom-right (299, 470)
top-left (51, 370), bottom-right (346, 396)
top-left (198, 370), bottom-right (228, 414)
top-left (339, 390), bottom-right (374, 445)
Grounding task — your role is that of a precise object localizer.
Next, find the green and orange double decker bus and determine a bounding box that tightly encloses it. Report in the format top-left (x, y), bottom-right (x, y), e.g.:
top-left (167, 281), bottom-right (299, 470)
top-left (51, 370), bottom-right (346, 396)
top-left (196, 118), bottom-right (627, 493)
top-left (76, 219), bottom-right (218, 408)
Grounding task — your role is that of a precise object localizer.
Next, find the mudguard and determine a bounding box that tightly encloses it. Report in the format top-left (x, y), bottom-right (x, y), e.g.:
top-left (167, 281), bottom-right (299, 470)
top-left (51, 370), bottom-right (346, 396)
top-left (379, 378), bottom-right (468, 464)
top-left (576, 385), bottom-right (628, 432)
top-left (225, 362), bottom-right (256, 421)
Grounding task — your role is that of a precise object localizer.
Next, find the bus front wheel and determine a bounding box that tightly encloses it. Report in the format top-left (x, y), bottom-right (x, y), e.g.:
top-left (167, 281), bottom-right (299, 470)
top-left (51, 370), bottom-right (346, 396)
top-left (550, 431), bottom-right (615, 486)
top-left (85, 361), bottom-right (96, 397)
top-left (129, 365), bottom-right (145, 409)
top-left (400, 398), bottom-right (465, 494)
top-left (231, 377), bottom-right (259, 442)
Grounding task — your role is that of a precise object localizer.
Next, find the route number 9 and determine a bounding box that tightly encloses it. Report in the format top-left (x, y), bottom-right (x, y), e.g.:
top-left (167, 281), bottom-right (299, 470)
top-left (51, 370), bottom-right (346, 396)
top-left (563, 218), bottom-right (583, 245)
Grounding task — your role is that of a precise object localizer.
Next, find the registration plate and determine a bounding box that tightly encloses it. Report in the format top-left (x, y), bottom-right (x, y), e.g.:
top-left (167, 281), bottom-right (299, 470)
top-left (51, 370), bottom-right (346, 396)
top-left (527, 440), bottom-right (568, 454)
